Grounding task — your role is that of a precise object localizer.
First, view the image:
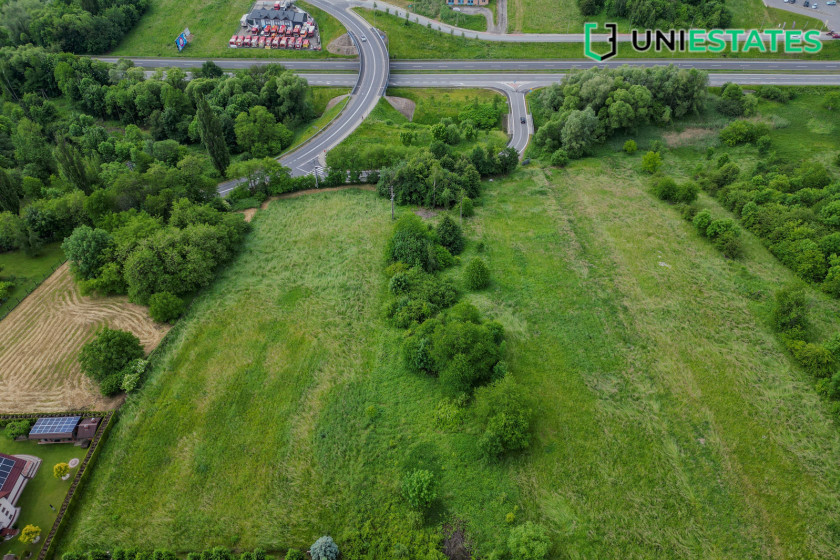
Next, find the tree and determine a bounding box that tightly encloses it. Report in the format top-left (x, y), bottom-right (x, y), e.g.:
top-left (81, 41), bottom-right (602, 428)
top-left (550, 149), bottom-right (569, 167)
top-left (641, 150), bottom-right (662, 174)
top-left (399, 130), bottom-right (415, 146)
top-left (771, 285), bottom-right (810, 337)
top-left (309, 537), bottom-right (338, 560)
top-left (149, 292), bottom-right (185, 323)
top-left (198, 61), bottom-right (224, 79)
top-left (507, 522), bottom-right (551, 560)
top-left (63, 226), bottom-right (114, 281)
top-left (4, 420), bottom-right (32, 440)
top-left (196, 97), bottom-right (230, 177)
top-left (464, 257), bottom-right (490, 290)
top-left (561, 107), bottom-right (599, 158)
top-left (79, 327), bottom-right (145, 386)
top-left (54, 135), bottom-right (98, 194)
top-left (402, 469), bottom-right (437, 510)
top-left (18, 525), bottom-right (41, 544)
top-left (53, 462), bottom-right (70, 479)
top-left (436, 215), bottom-right (464, 254)
top-left (475, 374), bottom-right (531, 459)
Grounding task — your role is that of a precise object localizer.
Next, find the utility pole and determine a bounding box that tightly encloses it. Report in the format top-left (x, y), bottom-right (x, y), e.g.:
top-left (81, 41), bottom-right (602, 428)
top-left (390, 183), bottom-right (395, 220)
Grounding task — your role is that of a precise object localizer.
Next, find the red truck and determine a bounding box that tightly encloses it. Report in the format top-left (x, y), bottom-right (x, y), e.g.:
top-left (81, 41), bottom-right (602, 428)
top-left (294, 36), bottom-right (302, 48)
top-left (302, 38), bottom-right (310, 49)
top-left (229, 35), bottom-right (237, 47)
top-left (293, 24), bottom-right (301, 35)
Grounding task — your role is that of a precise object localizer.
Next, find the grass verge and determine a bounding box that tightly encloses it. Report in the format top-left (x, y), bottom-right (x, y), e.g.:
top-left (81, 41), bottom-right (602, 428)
top-left (0, 243), bottom-right (65, 319)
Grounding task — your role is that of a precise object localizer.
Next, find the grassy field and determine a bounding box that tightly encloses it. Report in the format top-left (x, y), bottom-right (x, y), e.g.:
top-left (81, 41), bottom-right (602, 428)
top-left (506, 0), bottom-right (825, 33)
top-left (57, 131), bottom-right (840, 558)
top-left (108, 1), bottom-right (349, 58)
top-left (0, 439), bottom-right (82, 558)
top-left (359, 9), bottom-right (839, 59)
top-left (0, 243), bottom-right (65, 318)
top-left (386, 87), bottom-right (503, 125)
top-left (326, 94), bottom-right (509, 168)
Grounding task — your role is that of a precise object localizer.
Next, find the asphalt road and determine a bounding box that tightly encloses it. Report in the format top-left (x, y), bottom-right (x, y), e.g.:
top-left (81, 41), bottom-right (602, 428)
top-left (100, 57), bottom-right (840, 73)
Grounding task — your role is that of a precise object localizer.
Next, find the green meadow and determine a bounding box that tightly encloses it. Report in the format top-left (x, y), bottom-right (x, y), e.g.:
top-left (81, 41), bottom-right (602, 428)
top-left (58, 139), bottom-right (840, 557)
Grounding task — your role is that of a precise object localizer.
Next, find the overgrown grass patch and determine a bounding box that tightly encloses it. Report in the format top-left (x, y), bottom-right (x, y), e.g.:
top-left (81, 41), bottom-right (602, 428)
top-left (0, 243), bottom-right (65, 318)
top-left (386, 87), bottom-right (505, 125)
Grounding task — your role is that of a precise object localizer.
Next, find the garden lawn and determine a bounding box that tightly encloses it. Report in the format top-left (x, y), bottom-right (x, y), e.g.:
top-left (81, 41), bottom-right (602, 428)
top-left (0, 438), bottom-right (80, 558)
top-left (360, 9), bottom-right (839, 58)
top-left (108, 1), bottom-right (348, 58)
top-left (0, 243), bottom-right (65, 319)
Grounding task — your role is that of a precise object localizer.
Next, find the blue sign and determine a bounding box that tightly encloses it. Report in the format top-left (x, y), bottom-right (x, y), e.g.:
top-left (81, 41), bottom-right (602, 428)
top-left (175, 33), bottom-right (187, 51)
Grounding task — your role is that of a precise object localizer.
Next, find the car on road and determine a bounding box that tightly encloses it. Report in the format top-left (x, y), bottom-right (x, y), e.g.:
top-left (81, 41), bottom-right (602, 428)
top-left (804, 0), bottom-right (809, 5)
top-left (361, 35), bottom-right (367, 42)
top-left (813, 2), bottom-right (818, 7)
top-left (520, 117), bottom-right (527, 124)
top-left (828, 1), bottom-right (837, 5)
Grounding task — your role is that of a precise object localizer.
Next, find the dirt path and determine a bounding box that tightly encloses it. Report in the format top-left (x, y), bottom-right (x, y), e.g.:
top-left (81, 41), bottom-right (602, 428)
top-left (324, 94), bottom-right (349, 112)
top-left (385, 96), bottom-right (416, 120)
top-left (0, 264), bottom-right (169, 413)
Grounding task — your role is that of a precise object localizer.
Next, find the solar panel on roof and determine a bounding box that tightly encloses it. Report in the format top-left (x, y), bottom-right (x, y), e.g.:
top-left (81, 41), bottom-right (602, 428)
top-left (29, 416), bottom-right (81, 436)
top-left (0, 456), bottom-right (16, 489)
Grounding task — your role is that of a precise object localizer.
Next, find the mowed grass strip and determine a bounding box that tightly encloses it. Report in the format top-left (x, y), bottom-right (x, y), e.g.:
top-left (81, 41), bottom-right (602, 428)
top-left (472, 164), bottom-right (840, 558)
top-left (109, 0), bottom-right (348, 57)
top-left (58, 190), bottom-right (392, 552)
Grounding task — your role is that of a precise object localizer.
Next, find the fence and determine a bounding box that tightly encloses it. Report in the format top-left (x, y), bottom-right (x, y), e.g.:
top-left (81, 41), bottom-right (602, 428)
top-left (0, 259), bottom-right (67, 323)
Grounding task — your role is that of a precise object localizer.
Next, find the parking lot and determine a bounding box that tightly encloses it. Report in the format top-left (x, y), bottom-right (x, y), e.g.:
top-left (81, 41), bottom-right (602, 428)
top-left (230, 0), bottom-right (322, 50)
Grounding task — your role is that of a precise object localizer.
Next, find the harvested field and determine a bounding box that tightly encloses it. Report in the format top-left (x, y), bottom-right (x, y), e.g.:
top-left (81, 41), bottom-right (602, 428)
top-left (0, 264), bottom-right (169, 413)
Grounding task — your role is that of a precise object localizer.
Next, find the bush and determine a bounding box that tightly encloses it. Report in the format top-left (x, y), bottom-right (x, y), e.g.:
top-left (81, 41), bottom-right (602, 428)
top-left (464, 258), bottom-right (490, 290)
top-left (475, 375), bottom-right (531, 460)
top-left (550, 148), bottom-right (570, 168)
top-left (4, 419), bottom-right (32, 440)
top-left (786, 339), bottom-right (836, 378)
top-left (79, 327), bottom-right (145, 394)
top-left (771, 285), bottom-right (810, 337)
top-left (402, 469), bottom-right (437, 510)
top-left (284, 550), bottom-right (304, 560)
top-left (507, 522), bottom-right (551, 560)
top-left (386, 214), bottom-right (436, 272)
top-left (148, 292), bottom-right (185, 323)
top-left (436, 215), bottom-right (464, 255)
top-left (623, 140), bottom-right (637, 154)
top-left (54, 462), bottom-right (70, 479)
top-left (461, 196), bottom-right (474, 218)
top-left (692, 210), bottom-right (712, 236)
top-left (0, 281), bottom-right (13, 303)
top-left (309, 537), bottom-right (339, 560)
top-left (641, 151), bottom-right (662, 174)
top-left (756, 135), bottom-right (771, 155)
top-left (652, 177), bottom-right (697, 204)
top-left (713, 229), bottom-right (743, 259)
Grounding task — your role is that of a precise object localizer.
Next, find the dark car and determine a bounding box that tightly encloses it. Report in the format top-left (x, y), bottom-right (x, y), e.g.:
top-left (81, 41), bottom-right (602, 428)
top-left (804, 1), bottom-right (809, 6)
top-left (520, 116), bottom-right (527, 124)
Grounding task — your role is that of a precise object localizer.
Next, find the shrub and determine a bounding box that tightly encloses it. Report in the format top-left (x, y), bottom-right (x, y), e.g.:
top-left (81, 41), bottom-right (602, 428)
top-left (550, 148), bottom-right (570, 168)
top-left (309, 536), bottom-right (339, 560)
top-left (402, 469), bottom-right (437, 510)
top-left (475, 375), bottom-right (531, 460)
top-left (148, 292), bottom-right (185, 323)
top-left (435, 245), bottom-right (455, 268)
top-left (651, 177), bottom-right (678, 202)
top-left (641, 151), bottom-right (662, 174)
top-left (4, 419), bottom-right (32, 440)
top-left (79, 327), bottom-right (145, 394)
top-left (756, 135), bottom-right (771, 155)
top-left (386, 214), bottom-right (436, 272)
top-left (623, 140), bottom-right (637, 154)
top-left (461, 197), bottom-right (474, 217)
top-left (713, 229), bottom-right (743, 259)
top-left (0, 281), bottom-right (13, 303)
top-left (464, 258), bottom-right (490, 290)
top-left (771, 285), bottom-right (810, 337)
top-left (692, 210), bottom-right (713, 236)
top-left (507, 522), bottom-right (551, 560)
top-left (19, 525), bottom-right (40, 544)
top-left (675, 181), bottom-right (699, 204)
top-left (53, 462), bottom-right (70, 479)
top-left (285, 550), bottom-right (304, 560)
top-left (436, 216), bottom-right (464, 255)
top-left (786, 339), bottom-right (836, 378)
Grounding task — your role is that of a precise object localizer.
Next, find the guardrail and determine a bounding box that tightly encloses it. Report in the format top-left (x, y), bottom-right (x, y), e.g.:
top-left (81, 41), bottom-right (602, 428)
top-left (0, 259), bottom-right (67, 323)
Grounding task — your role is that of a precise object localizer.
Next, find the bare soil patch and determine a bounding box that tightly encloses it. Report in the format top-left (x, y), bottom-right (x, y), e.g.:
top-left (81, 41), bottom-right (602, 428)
top-left (324, 94), bottom-right (349, 112)
top-left (662, 127), bottom-right (716, 148)
top-left (0, 264), bottom-right (169, 413)
top-left (414, 208), bottom-right (438, 219)
top-left (241, 207), bottom-right (258, 222)
top-left (327, 33), bottom-right (358, 55)
top-left (385, 96), bottom-right (416, 121)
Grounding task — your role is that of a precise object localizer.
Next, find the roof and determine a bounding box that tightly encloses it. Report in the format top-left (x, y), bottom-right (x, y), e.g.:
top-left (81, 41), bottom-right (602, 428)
top-left (0, 453), bottom-right (26, 500)
top-left (28, 416), bottom-right (81, 439)
top-left (248, 8), bottom-right (308, 22)
top-left (76, 418), bottom-right (100, 440)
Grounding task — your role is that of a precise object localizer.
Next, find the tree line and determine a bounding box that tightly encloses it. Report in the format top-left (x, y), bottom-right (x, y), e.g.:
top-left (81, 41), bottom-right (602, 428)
top-left (532, 65), bottom-right (708, 163)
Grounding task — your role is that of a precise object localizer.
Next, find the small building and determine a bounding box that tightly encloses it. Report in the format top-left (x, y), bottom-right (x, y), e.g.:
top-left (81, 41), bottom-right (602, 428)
top-left (0, 453), bottom-right (37, 532)
top-left (75, 418), bottom-right (100, 442)
top-left (447, 0), bottom-right (490, 5)
top-left (28, 416), bottom-right (82, 444)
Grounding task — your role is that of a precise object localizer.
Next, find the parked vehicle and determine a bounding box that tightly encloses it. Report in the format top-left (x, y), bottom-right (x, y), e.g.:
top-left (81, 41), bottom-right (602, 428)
top-left (307, 26), bottom-right (315, 37)
top-left (293, 24), bottom-right (301, 35)
top-left (229, 35), bottom-right (237, 47)
top-left (257, 36), bottom-right (265, 47)
top-left (236, 35), bottom-right (244, 47)
top-left (302, 38), bottom-right (310, 49)
top-left (828, 1), bottom-right (837, 5)
top-left (250, 25), bottom-right (259, 33)
top-left (274, 1), bottom-right (281, 9)
top-left (804, 1), bottom-right (809, 6)
top-left (280, 37), bottom-right (288, 47)
top-left (813, 2), bottom-right (819, 7)
top-left (279, 25), bottom-right (286, 35)
top-left (245, 35), bottom-right (252, 47)
top-left (271, 36), bottom-right (280, 48)
top-left (295, 36), bottom-right (302, 48)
